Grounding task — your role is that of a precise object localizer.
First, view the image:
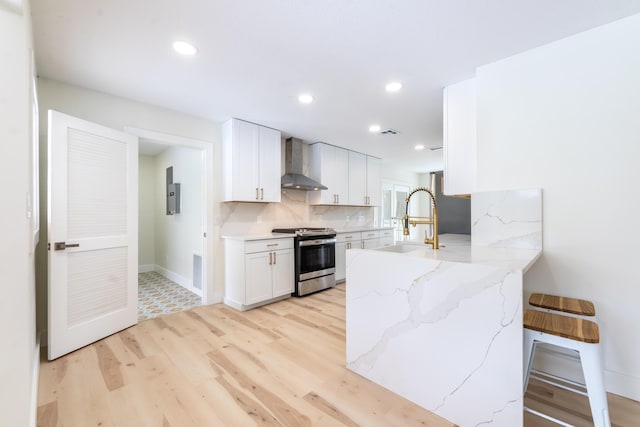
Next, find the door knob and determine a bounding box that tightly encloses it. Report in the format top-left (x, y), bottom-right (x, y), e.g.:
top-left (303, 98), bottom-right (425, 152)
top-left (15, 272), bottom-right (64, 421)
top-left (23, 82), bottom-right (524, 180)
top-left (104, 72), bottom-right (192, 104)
top-left (54, 242), bottom-right (80, 251)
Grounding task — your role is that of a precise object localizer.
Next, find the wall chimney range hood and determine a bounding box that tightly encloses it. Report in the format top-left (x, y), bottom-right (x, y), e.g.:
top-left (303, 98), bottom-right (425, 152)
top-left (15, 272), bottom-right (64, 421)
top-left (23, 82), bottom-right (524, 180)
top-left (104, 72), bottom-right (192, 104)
top-left (281, 137), bottom-right (327, 191)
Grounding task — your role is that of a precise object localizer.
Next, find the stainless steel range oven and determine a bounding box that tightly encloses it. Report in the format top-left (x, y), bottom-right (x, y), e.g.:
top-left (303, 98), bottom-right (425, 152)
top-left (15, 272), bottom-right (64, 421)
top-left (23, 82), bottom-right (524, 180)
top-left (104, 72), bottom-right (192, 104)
top-left (272, 228), bottom-right (336, 296)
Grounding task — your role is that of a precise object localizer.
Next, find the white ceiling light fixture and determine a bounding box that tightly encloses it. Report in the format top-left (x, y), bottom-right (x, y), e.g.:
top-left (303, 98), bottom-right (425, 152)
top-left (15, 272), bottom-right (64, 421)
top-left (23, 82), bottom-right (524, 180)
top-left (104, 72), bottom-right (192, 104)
top-left (172, 40), bottom-right (198, 56)
top-left (385, 81), bottom-right (403, 92)
top-left (414, 144), bottom-right (425, 150)
top-left (298, 94), bottom-right (314, 104)
top-left (369, 124), bottom-right (381, 132)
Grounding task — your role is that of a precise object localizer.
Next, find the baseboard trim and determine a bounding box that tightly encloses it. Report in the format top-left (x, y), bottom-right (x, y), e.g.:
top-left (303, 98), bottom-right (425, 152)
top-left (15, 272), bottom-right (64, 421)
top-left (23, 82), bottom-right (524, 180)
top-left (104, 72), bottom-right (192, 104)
top-left (153, 265), bottom-right (202, 297)
top-left (138, 264), bottom-right (154, 273)
top-left (604, 369), bottom-right (640, 401)
top-left (210, 291), bottom-right (224, 304)
top-left (29, 332), bottom-right (40, 427)
top-left (533, 345), bottom-right (640, 401)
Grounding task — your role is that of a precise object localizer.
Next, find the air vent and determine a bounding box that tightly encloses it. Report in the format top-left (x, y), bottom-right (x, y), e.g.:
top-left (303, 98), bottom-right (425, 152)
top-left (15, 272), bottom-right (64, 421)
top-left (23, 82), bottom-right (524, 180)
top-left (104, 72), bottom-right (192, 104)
top-left (379, 128), bottom-right (400, 135)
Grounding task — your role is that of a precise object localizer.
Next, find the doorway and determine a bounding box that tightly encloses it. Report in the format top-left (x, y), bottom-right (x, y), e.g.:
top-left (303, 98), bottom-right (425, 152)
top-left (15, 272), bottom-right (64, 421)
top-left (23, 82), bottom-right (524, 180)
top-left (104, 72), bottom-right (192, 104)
top-left (129, 128), bottom-right (211, 321)
top-left (381, 181), bottom-right (410, 241)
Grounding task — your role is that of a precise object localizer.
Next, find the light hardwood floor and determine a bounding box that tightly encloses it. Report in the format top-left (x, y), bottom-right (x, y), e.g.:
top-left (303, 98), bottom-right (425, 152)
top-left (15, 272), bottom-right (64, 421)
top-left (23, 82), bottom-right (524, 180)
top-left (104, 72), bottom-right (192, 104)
top-left (524, 378), bottom-right (640, 426)
top-left (37, 283), bottom-right (640, 426)
top-left (37, 284), bottom-right (454, 426)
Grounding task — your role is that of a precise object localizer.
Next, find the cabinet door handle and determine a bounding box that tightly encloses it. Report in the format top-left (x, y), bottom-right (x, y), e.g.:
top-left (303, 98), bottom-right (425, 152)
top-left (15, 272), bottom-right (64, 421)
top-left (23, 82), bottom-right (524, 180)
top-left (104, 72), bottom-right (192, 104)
top-left (269, 252), bottom-right (273, 265)
top-left (256, 188), bottom-right (259, 200)
top-left (267, 243), bottom-right (279, 247)
top-left (337, 194), bottom-right (340, 204)
top-left (345, 236), bottom-right (352, 239)
top-left (261, 188), bottom-right (264, 200)
top-left (273, 252), bottom-right (276, 264)
top-left (361, 241), bottom-right (364, 249)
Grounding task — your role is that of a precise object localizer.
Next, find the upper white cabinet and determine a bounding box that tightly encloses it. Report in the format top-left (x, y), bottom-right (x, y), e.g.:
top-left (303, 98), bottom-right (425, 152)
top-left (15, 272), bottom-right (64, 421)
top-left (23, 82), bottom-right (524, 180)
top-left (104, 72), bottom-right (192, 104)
top-left (222, 118), bottom-right (281, 202)
top-left (310, 143), bottom-right (381, 206)
top-left (348, 151), bottom-right (367, 205)
top-left (443, 77), bottom-right (476, 196)
top-left (309, 143), bottom-right (349, 205)
top-left (365, 156), bottom-right (382, 206)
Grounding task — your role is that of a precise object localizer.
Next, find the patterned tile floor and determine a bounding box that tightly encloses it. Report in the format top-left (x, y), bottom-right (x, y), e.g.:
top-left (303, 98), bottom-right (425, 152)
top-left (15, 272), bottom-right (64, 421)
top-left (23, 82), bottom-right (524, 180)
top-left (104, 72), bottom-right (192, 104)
top-left (138, 271), bottom-right (202, 321)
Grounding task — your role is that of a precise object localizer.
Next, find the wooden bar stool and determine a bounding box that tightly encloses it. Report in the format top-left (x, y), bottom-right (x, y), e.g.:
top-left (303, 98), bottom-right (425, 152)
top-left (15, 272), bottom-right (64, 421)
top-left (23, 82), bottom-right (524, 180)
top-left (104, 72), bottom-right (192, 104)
top-left (529, 292), bottom-right (596, 318)
top-left (523, 309), bottom-right (611, 427)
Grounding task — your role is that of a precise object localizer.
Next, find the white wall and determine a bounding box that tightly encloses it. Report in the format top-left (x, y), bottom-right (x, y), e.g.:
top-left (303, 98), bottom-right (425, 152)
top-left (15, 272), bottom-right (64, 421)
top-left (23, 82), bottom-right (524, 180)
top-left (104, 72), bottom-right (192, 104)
top-left (476, 13), bottom-right (640, 399)
top-left (0, 1), bottom-right (38, 425)
top-left (36, 78), bottom-right (223, 333)
top-left (138, 155), bottom-right (156, 267)
top-left (154, 146), bottom-right (203, 287)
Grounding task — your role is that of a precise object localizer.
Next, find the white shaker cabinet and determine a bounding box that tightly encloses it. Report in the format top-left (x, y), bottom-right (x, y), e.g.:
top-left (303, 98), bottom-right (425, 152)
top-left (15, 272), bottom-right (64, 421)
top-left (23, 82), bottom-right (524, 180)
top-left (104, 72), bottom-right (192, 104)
top-left (348, 151), bottom-right (367, 205)
top-left (365, 155), bottom-right (382, 206)
top-left (361, 230), bottom-right (381, 249)
top-left (335, 232), bottom-right (361, 282)
top-left (379, 228), bottom-right (394, 247)
top-left (347, 152), bottom-right (382, 206)
top-left (222, 118), bottom-right (281, 202)
top-left (336, 228), bottom-right (394, 282)
top-left (443, 77), bottom-right (476, 196)
top-left (309, 143), bottom-right (349, 205)
top-left (224, 238), bottom-right (293, 310)
top-left (311, 143), bottom-right (382, 206)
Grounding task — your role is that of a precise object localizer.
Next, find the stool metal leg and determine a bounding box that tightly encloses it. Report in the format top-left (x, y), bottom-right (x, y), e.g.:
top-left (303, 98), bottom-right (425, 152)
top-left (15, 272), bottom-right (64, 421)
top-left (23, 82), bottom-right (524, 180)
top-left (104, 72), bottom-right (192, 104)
top-left (523, 329), bottom-right (536, 392)
top-left (523, 330), bottom-right (611, 427)
top-left (577, 341), bottom-right (611, 427)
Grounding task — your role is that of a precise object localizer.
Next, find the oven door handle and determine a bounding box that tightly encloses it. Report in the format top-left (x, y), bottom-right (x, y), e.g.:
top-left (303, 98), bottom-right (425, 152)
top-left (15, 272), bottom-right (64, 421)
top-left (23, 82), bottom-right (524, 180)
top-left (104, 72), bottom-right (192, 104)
top-left (298, 238), bottom-right (336, 247)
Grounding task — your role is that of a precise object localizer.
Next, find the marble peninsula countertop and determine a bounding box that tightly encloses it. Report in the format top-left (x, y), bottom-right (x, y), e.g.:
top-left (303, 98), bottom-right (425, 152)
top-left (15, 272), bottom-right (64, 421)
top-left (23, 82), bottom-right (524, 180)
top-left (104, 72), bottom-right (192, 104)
top-left (384, 233), bottom-right (541, 272)
top-left (346, 188), bottom-right (544, 427)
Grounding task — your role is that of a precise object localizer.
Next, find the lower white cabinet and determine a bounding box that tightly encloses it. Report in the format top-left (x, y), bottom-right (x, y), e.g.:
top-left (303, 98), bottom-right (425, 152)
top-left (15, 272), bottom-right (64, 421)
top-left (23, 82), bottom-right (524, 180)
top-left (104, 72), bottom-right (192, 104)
top-left (224, 238), bottom-right (294, 310)
top-left (335, 228), bottom-right (394, 282)
top-left (336, 232), bottom-right (362, 282)
top-left (379, 229), bottom-right (394, 247)
top-left (361, 230), bottom-right (380, 249)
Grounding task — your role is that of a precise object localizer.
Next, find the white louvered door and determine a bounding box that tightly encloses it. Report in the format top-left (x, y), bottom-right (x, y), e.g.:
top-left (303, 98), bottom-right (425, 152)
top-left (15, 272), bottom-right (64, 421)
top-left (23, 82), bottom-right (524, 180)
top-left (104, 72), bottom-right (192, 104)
top-left (48, 110), bottom-right (138, 360)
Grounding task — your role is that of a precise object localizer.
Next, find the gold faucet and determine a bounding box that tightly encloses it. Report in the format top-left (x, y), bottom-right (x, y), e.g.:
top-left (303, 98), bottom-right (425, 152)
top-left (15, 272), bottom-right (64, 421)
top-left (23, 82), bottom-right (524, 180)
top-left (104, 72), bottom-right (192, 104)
top-left (403, 187), bottom-right (439, 249)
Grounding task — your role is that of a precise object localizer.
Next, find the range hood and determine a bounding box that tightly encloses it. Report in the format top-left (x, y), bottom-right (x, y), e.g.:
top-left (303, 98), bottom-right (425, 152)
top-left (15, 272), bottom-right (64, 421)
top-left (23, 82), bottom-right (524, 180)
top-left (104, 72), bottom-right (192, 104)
top-left (281, 137), bottom-right (327, 191)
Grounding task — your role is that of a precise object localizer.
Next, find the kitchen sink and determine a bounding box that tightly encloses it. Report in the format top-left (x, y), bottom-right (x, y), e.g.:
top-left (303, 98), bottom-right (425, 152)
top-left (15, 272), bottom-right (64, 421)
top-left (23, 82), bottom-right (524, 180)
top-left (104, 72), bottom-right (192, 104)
top-left (375, 243), bottom-right (428, 253)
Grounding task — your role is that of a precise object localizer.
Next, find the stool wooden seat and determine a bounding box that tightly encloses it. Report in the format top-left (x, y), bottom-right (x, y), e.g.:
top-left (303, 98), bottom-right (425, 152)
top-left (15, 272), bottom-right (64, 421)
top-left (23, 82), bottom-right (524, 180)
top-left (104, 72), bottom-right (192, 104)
top-left (529, 292), bottom-right (596, 316)
top-left (523, 309), bottom-right (610, 427)
top-left (524, 309), bottom-right (599, 343)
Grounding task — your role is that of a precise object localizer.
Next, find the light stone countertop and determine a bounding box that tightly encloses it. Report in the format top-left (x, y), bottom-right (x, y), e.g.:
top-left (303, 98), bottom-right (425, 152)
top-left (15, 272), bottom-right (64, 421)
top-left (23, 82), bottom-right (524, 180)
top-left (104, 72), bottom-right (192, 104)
top-left (221, 226), bottom-right (394, 241)
top-left (333, 226), bottom-right (394, 233)
top-left (345, 189), bottom-right (544, 427)
top-left (220, 233), bottom-right (294, 241)
top-left (382, 233), bottom-right (541, 272)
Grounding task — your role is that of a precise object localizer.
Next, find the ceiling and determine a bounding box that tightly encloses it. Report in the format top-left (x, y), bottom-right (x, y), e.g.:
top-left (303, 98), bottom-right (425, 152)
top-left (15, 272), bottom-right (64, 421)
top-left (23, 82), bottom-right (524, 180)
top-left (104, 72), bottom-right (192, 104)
top-left (30, 1), bottom-right (640, 173)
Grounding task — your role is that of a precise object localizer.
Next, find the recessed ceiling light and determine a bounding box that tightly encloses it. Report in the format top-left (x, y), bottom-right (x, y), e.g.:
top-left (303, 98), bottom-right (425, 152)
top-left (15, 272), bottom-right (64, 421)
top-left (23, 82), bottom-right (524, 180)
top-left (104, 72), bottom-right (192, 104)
top-left (369, 124), bottom-right (381, 132)
top-left (172, 40), bottom-right (198, 56)
top-left (414, 144), bottom-right (425, 151)
top-left (298, 94), bottom-right (314, 104)
top-left (385, 81), bottom-right (403, 92)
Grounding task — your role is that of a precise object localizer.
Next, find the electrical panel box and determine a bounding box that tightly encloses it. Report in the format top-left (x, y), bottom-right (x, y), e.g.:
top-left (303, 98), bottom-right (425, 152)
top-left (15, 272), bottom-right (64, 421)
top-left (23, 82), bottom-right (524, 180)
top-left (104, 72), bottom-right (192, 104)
top-left (167, 183), bottom-right (181, 215)
top-left (166, 166), bottom-right (181, 215)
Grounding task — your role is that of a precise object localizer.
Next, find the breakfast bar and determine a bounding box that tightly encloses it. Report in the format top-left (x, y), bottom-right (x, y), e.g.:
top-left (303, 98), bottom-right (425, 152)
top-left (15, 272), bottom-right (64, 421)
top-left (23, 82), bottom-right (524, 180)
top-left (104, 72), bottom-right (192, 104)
top-left (345, 189), bottom-right (542, 427)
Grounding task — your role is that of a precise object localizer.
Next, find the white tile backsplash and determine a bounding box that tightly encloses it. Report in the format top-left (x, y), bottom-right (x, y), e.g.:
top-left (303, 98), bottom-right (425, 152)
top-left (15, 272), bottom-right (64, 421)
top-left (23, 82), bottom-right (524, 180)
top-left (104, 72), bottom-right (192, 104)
top-left (219, 189), bottom-right (376, 235)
